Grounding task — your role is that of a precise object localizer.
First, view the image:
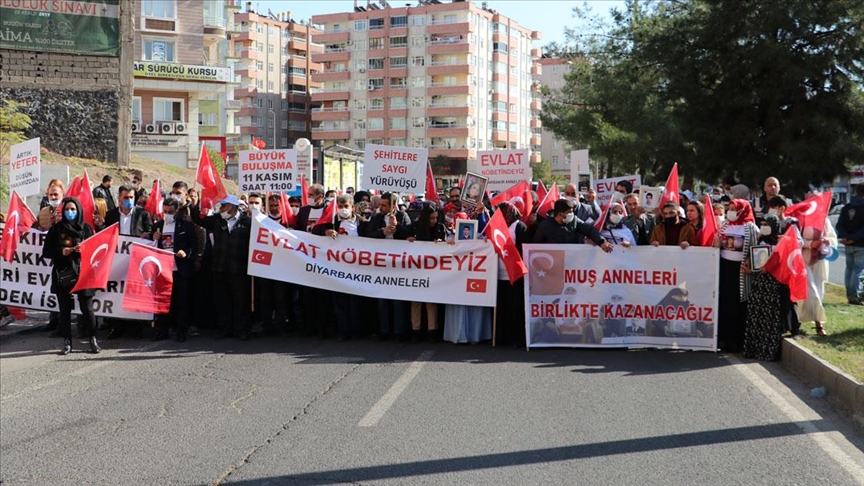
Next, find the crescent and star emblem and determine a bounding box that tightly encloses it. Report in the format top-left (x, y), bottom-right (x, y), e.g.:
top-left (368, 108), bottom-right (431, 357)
top-left (468, 280), bottom-right (481, 291)
top-left (787, 249), bottom-right (804, 276)
top-left (801, 201), bottom-right (818, 216)
top-left (529, 252), bottom-right (554, 278)
top-left (254, 252), bottom-right (267, 262)
top-left (139, 256), bottom-right (163, 288)
top-left (492, 229), bottom-right (509, 258)
top-left (6, 211), bottom-right (19, 237)
top-left (89, 243), bottom-right (109, 268)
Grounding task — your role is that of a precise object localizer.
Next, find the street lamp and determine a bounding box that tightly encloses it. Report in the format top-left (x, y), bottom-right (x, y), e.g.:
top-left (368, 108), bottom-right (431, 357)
top-left (267, 108), bottom-right (276, 148)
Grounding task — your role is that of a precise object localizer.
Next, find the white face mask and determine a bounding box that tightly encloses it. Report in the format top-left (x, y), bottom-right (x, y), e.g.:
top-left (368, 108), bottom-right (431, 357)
top-left (171, 194), bottom-right (183, 202)
top-left (220, 210), bottom-right (234, 220)
top-left (163, 214), bottom-right (175, 224)
top-left (48, 199), bottom-right (61, 208)
top-left (726, 210), bottom-right (739, 222)
top-left (563, 213), bottom-right (575, 224)
top-left (291, 207), bottom-right (299, 215)
top-left (767, 209), bottom-right (779, 217)
top-left (759, 225), bottom-right (772, 236)
top-left (338, 208), bottom-right (352, 219)
top-left (609, 213), bottom-right (622, 224)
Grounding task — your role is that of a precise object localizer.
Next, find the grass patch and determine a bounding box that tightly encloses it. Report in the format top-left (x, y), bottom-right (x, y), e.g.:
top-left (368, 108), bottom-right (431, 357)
top-left (796, 283), bottom-right (864, 382)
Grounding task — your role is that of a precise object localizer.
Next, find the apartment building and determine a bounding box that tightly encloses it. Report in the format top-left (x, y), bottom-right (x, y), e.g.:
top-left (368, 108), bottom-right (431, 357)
top-left (536, 57), bottom-right (572, 180)
top-left (229, 3), bottom-right (323, 168)
top-left (132, 0), bottom-right (238, 169)
top-left (310, 0), bottom-right (542, 181)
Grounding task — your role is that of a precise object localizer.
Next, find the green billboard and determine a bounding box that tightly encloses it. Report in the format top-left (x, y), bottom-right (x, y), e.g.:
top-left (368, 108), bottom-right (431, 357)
top-left (0, 0), bottom-right (120, 56)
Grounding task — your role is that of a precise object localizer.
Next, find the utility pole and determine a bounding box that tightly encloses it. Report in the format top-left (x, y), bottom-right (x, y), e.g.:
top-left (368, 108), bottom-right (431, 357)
top-left (116, 0), bottom-right (135, 167)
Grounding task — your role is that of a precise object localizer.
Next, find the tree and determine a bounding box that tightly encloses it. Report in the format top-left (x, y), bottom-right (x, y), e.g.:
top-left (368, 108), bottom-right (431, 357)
top-left (0, 100), bottom-right (33, 203)
top-left (530, 158), bottom-right (567, 186)
top-left (542, 0), bottom-right (864, 194)
top-left (206, 146), bottom-right (226, 178)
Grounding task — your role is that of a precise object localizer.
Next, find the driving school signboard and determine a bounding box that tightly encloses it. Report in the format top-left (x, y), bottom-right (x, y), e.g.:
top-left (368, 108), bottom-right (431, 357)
top-left (363, 144), bottom-right (427, 193)
top-left (238, 149), bottom-right (297, 193)
top-left (523, 244), bottom-right (719, 351)
top-left (0, 228), bottom-right (154, 320)
top-left (469, 149), bottom-right (532, 193)
top-left (247, 215), bottom-right (497, 306)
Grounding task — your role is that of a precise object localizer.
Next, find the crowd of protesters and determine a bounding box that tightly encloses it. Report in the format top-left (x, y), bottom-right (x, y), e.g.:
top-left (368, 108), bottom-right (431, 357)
top-left (1, 172), bottom-right (862, 361)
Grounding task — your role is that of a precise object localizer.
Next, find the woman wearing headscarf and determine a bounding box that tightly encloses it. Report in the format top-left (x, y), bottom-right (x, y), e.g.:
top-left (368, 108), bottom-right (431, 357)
top-left (443, 212), bottom-right (492, 344)
top-left (798, 194), bottom-right (838, 336)
top-left (743, 214), bottom-right (788, 360)
top-left (408, 203), bottom-right (449, 342)
top-left (42, 197), bottom-right (100, 355)
top-left (598, 202), bottom-right (637, 247)
top-left (494, 202), bottom-right (529, 347)
top-left (715, 199), bottom-right (760, 352)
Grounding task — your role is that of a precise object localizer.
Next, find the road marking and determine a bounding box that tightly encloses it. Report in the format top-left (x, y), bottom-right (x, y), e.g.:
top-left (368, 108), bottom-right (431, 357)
top-left (727, 356), bottom-right (864, 484)
top-left (358, 350), bottom-right (435, 427)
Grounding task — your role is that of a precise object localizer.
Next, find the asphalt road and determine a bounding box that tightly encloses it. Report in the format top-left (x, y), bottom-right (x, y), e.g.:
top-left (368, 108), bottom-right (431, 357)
top-left (1, 332), bottom-right (863, 485)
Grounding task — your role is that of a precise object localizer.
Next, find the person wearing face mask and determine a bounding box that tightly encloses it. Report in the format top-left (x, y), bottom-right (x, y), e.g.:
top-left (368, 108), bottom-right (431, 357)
top-left (42, 197), bottom-right (100, 355)
top-left (36, 180), bottom-right (66, 231)
top-left (150, 198), bottom-right (197, 342)
top-left (600, 202), bottom-right (637, 247)
top-left (296, 184), bottom-right (326, 232)
top-left (248, 194), bottom-right (295, 337)
top-left (621, 193), bottom-right (656, 246)
top-left (245, 192), bottom-right (264, 217)
top-left (533, 199), bottom-right (612, 252)
top-left (192, 195), bottom-right (253, 340)
top-left (650, 202), bottom-right (696, 247)
top-left (714, 199), bottom-right (761, 352)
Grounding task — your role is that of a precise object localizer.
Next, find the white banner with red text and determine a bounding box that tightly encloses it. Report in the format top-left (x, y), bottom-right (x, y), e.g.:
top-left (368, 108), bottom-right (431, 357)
top-left (469, 149), bottom-right (532, 193)
top-left (594, 174), bottom-right (642, 208)
top-left (363, 144), bottom-right (428, 193)
top-left (0, 227), bottom-right (155, 320)
top-left (523, 244), bottom-right (719, 351)
top-left (247, 215), bottom-right (498, 306)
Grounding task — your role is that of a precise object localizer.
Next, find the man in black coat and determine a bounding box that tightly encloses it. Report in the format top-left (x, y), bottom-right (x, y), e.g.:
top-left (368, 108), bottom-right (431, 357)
top-left (364, 192), bottom-right (414, 341)
top-left (296, 183), bottom-right (326, 232)
top-left (533, 199), bottom-right (611, 252)
top-left (192, 195), bottom-right (253, 340)
top-left (92, 174), bottom-right (116, 211)
top-left (151, 198), bottom-right (198, 342)
top-left (622, 193), bottom-right (656, 246)
top-left (103, 184), bottom-right (153, 339)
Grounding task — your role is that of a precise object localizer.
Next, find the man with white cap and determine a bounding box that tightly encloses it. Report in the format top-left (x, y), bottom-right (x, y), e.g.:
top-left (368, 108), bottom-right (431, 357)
top-left (192, 194), bottom-right (253, 340)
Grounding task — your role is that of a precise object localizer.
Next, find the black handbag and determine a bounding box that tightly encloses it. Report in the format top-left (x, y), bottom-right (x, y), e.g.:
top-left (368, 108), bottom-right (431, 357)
top-left (55, 263), bottom-right (80, 289)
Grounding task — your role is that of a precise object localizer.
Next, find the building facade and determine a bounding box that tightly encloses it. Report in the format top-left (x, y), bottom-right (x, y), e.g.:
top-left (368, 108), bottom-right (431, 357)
top-left (310, 1), bottom-right (542, 184)
top-left (228, 3), bottom-right (323, 176)
top-left (536, 57), bottom-right (572, 180)
top-left (131, 0), bottom-right (237, 169)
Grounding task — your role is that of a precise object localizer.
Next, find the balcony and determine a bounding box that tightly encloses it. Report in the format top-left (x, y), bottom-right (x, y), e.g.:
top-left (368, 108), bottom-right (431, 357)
top-left (427, 84), bottom-right (472, 96)
top-left (234, 31), bottom-right (256, 42)
top-left (531, 48), bottom-right (542, 58)
top-left (238, 49), bottom-right (261, 60)
top-left (427, 105), bottom-right (470, 117)
top-left (531, 100), bottom-right (542, 111)
top-left (313, 70), bottom-right (350, 82)
top-left (531, 64), bottom-right (542, 75)
top-left (314, 50), bottom-right (350, 63)
top-left (428, 146), bottom-right (472, 159)
top-left (427, 37), bottom-right (469, 54)
top-left (530, 136), bottom-right (542, 146)
top-left (427, 63), bottom-right (473, 76)
top-left (312, 90), bottom-right (350, 102)
top-left (530, 118), bottom-right (542, 128)
top-left (240, 126), bottom-right (260, 135)
top-left (315, 31), bottom-right (350, 44)
top-left (427, 21), bottom-right (470, 35)
top-left (225, 99), bottom-right (242, 111)
top-left (235, 85), bottom-right (258, 97)
top-left (311, 127), bottom-right (350, 140)
top-left (311, 106), bottom-right (349, 113)
top-left (531, 31), bottom-right (541, 40)
top-left (236, 105), bottom-right (258, 117)
top-left (311, 108), bottom-right (350, 121)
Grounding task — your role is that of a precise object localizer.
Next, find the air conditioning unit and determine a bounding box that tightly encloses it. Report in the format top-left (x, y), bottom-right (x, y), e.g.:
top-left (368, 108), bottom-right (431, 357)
top-left (145, 124), bottom-right (158, 134)
top-left (174, 123), bottom-right (188, 135)
top-left (160, 122), bottom-right (176, 134)
top-left (358, 68), bottom-right (366, 73)
top-left (131, 122), bottom-right (141, 133)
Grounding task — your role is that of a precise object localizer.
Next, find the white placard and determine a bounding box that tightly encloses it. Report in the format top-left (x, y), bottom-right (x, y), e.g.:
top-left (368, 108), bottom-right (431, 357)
top-left (469, 149), bottom-right (532, 193)
top-left (363, 144), bottom-right (427, 193)
top-left (570, 149), bottom-right (589, 180)
top-left (295, 138), bottom-right (313, 184)
top-left (594, 174), bottom-right (642, 208)
top-left (9, 137), bottom-right (41, 197)
top-left (238, 149), bottom-right (297, 193)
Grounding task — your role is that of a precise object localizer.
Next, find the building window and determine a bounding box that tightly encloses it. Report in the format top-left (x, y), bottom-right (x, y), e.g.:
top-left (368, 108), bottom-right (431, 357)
top-left (390, 56), bottom-right (407, 68)
top-left (354, 99), bottom-right (366, 110)
top-left (411, 56), bottom-right (425, 66)
top-left (355, 139), bottom-right (366, 149)
top-left (251, 116), bottom-right (260, 126)
top-left (281, 120), bottom-right (288, 129)
top-left (256, 61), bottom-right (263, 70)
top-left (370, 18), bottom-right (384, 30)
top-left (256, 79), bottom-right (264, 89)
top-left (281, 99), bottom-right (288, 110)
top-left (142, 39), bottom-right (175, 62)
top-left (369, 37), bottom-right (384, 50)
top-left (368, 118), bottom-right (383, 130)
top-left (256, 41), bottom-right (263, 52)
top-left (390, 117), bottom-right (406, 129)
top-left (390, 16), bottom-right (407, 27)
top-left (411, 15), bottom-right (425, 26)
top-left (353, 119), bottom-right (366, 130)
top-left (369, 138), bottom-right (383, 145)
top-left (390, 138), bottom-right (406, 146)
top-left (412, 117), bottom-right (424, 128)
top-left (390, 36), bottom-right (407, 48)
top-left (153, 98), bottom-right (184, 122)
top-left (332, 24), bottom-right (342, 32)
top-left (267, 117), bottom-right (274, 128)
top-left (368, 78), bottom-right (384, 90)
top-left (142, 0), bottom-right (175, 19)
top-left (390, 97), bottom-right (407, 109)
top-left (267, 100), bottom-right (273, 109)
top-left (443, 14), bottom-right (457, 24)
top-left (353, 39), bottom-right (366, 50)
top-left (413, 138), bottom-right (425, 148)
top-left (268, 63), bottom-right (274, 72)
top-left (354, 20), bottom-right (367, 30)
top-left (411, 76), bottom-right (424, 87)
top-left (369, 98), bottom-right (384, 110)
top-left (411, 36), bottom-right (425, 47)
top-left (390, 77), bottom-right (406, 88)
top-left (411, 96), bottom-right (424, 108)
top-left (552, 156), bottom-right (559, 164)
top-left (368, 58), bottom-right (384, 70)
top-left (255, 98), bottom-right (263, 108)
top-left (281, 137), bottom-right (288, 148)
top-left (132, 97), bottom-right (142, 122)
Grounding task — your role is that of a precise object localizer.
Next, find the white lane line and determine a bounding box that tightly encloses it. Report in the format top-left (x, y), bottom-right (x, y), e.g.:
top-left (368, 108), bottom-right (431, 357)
top-left (358, 350), bottom-right (435, 427)
top-left (727, 356), bottom-right (864, 484)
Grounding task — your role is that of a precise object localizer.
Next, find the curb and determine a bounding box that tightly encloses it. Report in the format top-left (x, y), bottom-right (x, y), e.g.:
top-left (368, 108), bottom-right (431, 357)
top-left (781, 337), bottom-right (864, 422)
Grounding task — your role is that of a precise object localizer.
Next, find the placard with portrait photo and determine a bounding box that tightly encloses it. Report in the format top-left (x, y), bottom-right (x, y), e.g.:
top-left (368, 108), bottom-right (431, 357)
top-left (455, 219), bottom-right (478, 243)
top-left (640, 186), bottom-right (661, 209)
top-left (750, 245), bottom-right (772, 272)
top-left (460, 172), bottom-right (488, 207)
top-left (576, 172), bottom-right (592, 194)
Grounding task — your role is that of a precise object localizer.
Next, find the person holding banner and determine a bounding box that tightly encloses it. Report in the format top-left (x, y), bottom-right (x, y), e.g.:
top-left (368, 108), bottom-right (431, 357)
top-left (151, 198), bottom-right (198, 342)
top-left (599, 202), bottom-right (637, 247)
top-left (407, 203), bottom-right (448, 342)
top-left (685, 200), bottom-right (707, 246)
top-left (533, 199), bottom-right (611, 251)
top-left (622, 194), bottom-right (656, 246)
top-left (650, 202), bottom-right (696, 247)
top-left (494, 202), bottom-right (529, 348)
top-left (42, 197), bottom-right (100, 355)
top-left (297, 184), bottom-right (326, 232)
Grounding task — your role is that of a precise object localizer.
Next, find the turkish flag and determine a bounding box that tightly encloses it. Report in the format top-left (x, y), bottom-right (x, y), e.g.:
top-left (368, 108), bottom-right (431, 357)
top-left (253, 137), bottom-right (266, 150)
top-left (300, 175), bottom-right (309, 207)
top-left (280, 191), bottom-right (297, 228)
top-left (123, 243), bottom-right (174, 314)
top-left (0, 191), bottom-right (36, 262)
top-left (314, 197), bottom-right (336, 227)
top-left (484, 210), bottom-right (527, 284)
top-left (593, 202), bottom-right (611, 230)
top-left (66, 171), bottom-right (96, 228)
top-left (71, 223), bottom-right (119, 293)
top-left (700, 195), bottom-right (718, 247)
top-left (144, 179), bottom-right (163, 221)
top-left (785, 191), bottom-right (832, 233)
top-left (490, 180), bottom-right (533, 225)
top-left (536, 182), bottom-right (560, 219)
top-left (251, 249), bottom-right (273, 265)
top-left (466, 278), bottom-right (487, 293)
top-left (764, 225), bottom-right (808, 302)
top-left (658, 163), bottom-right (679, 207)
top-left (426, 161), bottom-right (438, 205)
top-left (536, 180), bottom-right (548, 205)
top-left (196, 144), bottom-right (228, 216)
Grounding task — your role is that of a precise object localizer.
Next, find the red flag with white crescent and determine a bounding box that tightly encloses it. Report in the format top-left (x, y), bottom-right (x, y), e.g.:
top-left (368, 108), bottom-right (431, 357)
top-left (196, 145), bottom-right (228, 216)
top-left (536, 183), bottom-right (560, 219)
top-left (490, 180), bottom-right (533, 226)
top-left (425, 161), bottom-right (438, 205)
top-left (314, 197), bottom-right (337, 227)
top-left (0, 191), bottom-right (36, 262)
top-left (123, 243), bottom-right (174, 314)
top-left (66, 171), bottom-right (96, 229)
top-left (144, 179), bottom-right (163, 221)
top-left (280, 191), bottom-right (297, 228)
top-left (658, 163), bottom-right (679, 208)
top-left (700, 195), bottom-right (718, 247)
top-left (763, 225), bottom-right (808, 302)
top-left (483, 209), bottom-right (527, 284)
top-left (785, 191), bottom-right (832, 233)
top-left (71, 223), bottom-right (119, 293)
top-left (536, 179), bottom-right (548, 205)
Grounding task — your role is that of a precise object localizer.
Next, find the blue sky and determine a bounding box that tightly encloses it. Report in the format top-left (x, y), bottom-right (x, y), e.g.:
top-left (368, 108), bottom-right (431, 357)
top-left (249, 0), bottom-right (624, 46)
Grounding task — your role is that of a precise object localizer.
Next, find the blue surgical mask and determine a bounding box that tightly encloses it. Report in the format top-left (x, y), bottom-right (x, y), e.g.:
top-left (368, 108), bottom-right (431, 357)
top-left (122, 199), bottom-right (135, 210)
top-left (63, 210), bottom-right (78, 221)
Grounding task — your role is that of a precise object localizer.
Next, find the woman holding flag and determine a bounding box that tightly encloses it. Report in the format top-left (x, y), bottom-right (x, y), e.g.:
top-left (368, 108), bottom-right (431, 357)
top-left (42, 197), bottom-right (100, 355)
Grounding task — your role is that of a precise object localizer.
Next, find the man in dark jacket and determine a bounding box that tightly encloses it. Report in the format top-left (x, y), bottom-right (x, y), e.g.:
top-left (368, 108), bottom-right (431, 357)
top-left (622, 193), bottom-right (656, 246)
top-left (192, 195), bottom-right (253, 339)
top-left (296, 183), bottom-right (326, 232)
top-left (103, 184), bottom-right (153, 339)
top-left (151, 197), bottom-right (198, 342)
top-left (92, 175), bottom-right (116, 211)
top-left (533, 199), bottom-right (612, 252)
top-left (364, 192), bottom-right (414, 340)
top-left (837, 183), bottom-right (864, 305)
